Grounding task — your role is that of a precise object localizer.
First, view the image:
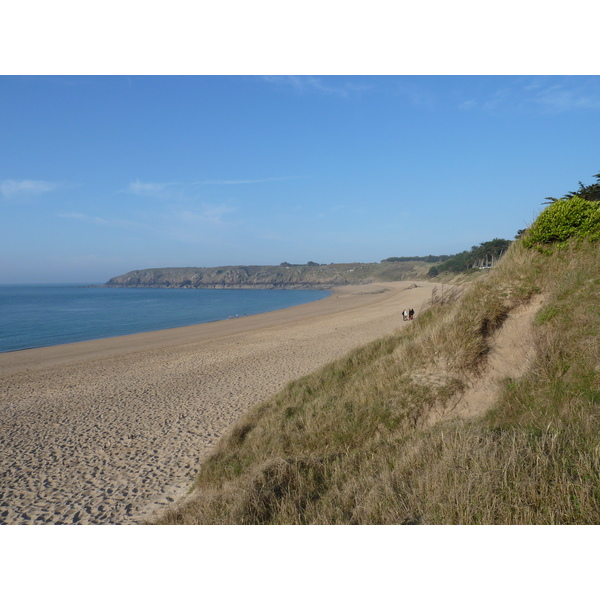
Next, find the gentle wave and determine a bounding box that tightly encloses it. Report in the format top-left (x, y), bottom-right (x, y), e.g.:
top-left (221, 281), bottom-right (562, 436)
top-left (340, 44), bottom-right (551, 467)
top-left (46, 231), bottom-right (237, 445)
top-left (0, 285), bottom-right (331, 353)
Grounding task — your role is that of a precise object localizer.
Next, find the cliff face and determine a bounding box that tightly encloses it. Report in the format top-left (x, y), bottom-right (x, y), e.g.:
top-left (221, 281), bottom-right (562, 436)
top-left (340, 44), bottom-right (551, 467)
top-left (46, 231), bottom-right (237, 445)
top-left (105, 262), bottom-right (430, 289)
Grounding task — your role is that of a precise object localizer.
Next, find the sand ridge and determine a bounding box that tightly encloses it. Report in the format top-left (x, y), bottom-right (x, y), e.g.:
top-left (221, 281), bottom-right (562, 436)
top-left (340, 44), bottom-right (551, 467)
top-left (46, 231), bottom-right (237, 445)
top-left (0, 281), bottom-right (436, 524)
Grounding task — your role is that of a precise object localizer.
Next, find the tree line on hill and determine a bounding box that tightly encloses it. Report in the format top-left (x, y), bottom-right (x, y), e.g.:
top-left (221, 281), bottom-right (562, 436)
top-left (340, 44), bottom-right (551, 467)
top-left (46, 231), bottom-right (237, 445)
top-left (382, 254), bottom-right (452, 263)
top-left (382, 240), bottom-right (512, 277)
top-left (427, 238), bottom-right (512, 277)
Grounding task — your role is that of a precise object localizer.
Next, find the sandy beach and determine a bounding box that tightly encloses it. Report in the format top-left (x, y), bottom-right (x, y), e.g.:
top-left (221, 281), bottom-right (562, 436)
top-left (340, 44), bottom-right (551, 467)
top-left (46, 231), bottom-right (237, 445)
top-left (0, 281), bottom-right (437, 525)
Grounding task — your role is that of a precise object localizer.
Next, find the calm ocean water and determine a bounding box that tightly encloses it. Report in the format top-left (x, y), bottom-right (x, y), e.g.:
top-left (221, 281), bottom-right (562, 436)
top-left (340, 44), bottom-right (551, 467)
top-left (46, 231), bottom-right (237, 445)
top-left (0, 285), bottom-right (331, 353)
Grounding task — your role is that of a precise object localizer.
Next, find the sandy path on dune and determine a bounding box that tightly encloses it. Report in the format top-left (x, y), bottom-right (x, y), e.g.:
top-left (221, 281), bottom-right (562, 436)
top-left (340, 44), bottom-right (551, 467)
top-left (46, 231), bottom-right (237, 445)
top-left (428, 294), bottom-right (544, 424)
top-left (0, 281), bottom-right (436, 525)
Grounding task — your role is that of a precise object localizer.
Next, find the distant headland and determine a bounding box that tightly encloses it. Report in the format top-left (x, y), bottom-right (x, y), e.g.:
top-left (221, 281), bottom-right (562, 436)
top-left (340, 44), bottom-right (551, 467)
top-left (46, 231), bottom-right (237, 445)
top-left (104, 241), bottom-right (512, 289)
top-left (104, 261), bottom-right (433, 289)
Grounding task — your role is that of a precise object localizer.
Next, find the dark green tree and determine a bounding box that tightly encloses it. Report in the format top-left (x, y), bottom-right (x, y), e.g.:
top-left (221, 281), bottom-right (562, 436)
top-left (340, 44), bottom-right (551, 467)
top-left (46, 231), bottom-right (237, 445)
top-left (545, 170), bottom-right (600, 204)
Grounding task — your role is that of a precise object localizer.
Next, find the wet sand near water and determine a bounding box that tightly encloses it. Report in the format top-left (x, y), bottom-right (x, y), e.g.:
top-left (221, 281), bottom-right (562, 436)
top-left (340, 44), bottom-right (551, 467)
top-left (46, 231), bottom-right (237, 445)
top-left (0, 281), bottom-right (436, 524)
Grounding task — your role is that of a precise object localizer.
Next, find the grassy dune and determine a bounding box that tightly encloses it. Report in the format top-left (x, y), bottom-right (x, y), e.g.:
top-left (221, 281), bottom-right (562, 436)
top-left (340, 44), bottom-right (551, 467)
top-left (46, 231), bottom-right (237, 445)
top-left (156, 235), bottom-right (600, 524)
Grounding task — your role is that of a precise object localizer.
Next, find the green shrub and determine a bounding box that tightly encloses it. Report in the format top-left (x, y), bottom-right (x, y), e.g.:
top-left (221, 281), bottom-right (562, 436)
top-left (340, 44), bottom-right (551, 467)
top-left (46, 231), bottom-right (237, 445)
top-left (523, 196), bottom-right (600, 249)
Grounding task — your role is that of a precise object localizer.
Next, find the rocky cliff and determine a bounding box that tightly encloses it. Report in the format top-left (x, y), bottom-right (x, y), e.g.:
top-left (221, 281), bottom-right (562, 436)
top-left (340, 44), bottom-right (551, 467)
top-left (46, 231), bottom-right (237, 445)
top-left (105, 261), bottom-right (431, 289)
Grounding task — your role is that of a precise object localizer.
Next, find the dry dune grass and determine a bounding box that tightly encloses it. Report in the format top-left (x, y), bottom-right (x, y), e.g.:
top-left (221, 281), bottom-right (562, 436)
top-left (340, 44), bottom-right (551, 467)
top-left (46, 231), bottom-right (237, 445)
top-left (157, 240), bottom-right (600, 525)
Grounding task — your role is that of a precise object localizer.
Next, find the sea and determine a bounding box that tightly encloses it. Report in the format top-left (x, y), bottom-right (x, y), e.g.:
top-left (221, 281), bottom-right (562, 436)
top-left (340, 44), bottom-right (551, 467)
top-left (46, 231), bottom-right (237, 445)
top-left (0, 284), bottom-right (331, 354)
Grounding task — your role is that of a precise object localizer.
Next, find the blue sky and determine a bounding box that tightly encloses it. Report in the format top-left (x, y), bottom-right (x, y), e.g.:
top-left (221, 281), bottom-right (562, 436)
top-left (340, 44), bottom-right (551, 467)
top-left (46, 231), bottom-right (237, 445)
top-left (2, 75), bottom-right (600, 283)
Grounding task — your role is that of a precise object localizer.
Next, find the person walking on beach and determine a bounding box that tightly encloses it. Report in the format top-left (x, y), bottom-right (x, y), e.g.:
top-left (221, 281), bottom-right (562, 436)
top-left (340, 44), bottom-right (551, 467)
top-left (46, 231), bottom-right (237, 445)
top-left (402, 309), bottom-right (408, 321)
top-left (409, 308), bottom-right (414, 321)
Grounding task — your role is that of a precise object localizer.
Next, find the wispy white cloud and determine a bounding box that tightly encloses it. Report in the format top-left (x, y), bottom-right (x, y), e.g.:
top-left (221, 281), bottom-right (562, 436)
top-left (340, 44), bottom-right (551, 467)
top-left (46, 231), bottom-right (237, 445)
top-left (389, 79), bottom-right (438, 110)
top-left (162, 205), bottom-right (238, 245)
top-left (128, 180), bottom-right (169, 195)
top-left (58, 212), bottom-right (147, 229)
top-left (193, 176), bottom-right (302, 186)
top-left (59, 205), bottom-right (236, 247)
top-left (528, 81), bottom-right (600, 113)
top-left (317, 204), bottom-right (348, 219)
top-left (126, 177), bottom-right (298, 199)
top-left (458, 99), bottom-right (477, 110)
top-left (126, 180), bottom-right (179, 199)
top-left (482, 86), bottom-right (513, 112)
top-left (258, 232), bottom-right (290, 242)
top-left (1, 179), bottom-right (59, 198)
top-left (263, 75), bottom-right (372, 98)
top-left (177, 204), bottom-right (236, 226)
top-left (458, 77), bottom-right (600, 114)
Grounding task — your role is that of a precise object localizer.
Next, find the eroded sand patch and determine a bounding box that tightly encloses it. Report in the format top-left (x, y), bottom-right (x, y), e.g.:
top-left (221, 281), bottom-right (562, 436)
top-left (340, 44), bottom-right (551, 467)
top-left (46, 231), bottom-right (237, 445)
top-left (428, 295), bottom-right (544, 424)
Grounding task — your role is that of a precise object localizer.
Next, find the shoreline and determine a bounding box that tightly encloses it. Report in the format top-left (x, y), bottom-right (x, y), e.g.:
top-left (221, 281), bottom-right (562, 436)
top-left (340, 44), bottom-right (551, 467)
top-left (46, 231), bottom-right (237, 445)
top-left (0, 286), bottom-right (332, 358)
top-left (0, 281), bottom-right (436, 524)
top-left (0, 288), bottom-right (338, 374)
